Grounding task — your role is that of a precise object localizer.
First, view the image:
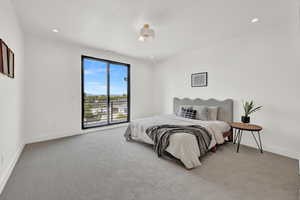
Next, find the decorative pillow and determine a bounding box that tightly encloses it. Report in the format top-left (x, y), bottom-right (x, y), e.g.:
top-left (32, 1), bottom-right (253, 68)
top-left (207, 106), bottom-right (218, 121)
top-left (193, 106), bottom-right (208, 120)
top-left (180, 107), bottom-right (197, 119)
top-left (176, 105), bottom-right (193, 116)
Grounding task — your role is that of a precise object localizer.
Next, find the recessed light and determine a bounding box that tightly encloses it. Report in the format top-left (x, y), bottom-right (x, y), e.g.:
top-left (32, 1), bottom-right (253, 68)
top-left (251, 18), bottom-right (259, 23)
top-left (52, 29), bottom-right (59, 33)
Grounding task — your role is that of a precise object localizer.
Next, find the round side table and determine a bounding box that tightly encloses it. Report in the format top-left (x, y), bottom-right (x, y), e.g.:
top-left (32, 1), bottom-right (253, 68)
top-left (230, 122), bottom-right (263, 153)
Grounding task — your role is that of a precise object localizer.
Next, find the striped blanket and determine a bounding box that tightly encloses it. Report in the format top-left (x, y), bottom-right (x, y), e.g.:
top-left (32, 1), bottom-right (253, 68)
top-left (145, 124), bottom-right (212, 158)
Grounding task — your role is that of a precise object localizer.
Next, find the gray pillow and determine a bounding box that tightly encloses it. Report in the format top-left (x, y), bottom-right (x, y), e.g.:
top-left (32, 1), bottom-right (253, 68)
top-left (193, 106), bottom-right (208, 120)
top-left (207, 106), bottom-right (218, 121)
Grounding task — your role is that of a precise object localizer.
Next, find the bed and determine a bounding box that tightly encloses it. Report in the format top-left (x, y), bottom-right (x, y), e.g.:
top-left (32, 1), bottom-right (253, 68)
top-left (124, 98), bottom-right (233, 169)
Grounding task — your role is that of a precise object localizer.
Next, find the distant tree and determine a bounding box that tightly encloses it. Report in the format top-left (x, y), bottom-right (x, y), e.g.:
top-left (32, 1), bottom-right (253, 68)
top-left (116, 113), bottom-right (126, 120)
top-left (95, 110), bottom-right (102, 121)
top-left (85, 111), bottom-right (94, 119)
top-left (84, 104), bottom-right (94, 120)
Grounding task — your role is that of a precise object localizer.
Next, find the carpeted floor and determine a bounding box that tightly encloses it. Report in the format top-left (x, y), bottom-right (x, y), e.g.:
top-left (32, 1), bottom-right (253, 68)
top-left (1, 127), bottom-right (299, 200)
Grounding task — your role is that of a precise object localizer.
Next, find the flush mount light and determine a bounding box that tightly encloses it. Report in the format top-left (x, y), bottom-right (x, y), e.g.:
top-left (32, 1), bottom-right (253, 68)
top-left (138, 24), bottom-right (155, 42)
top-left (52, 29), bottom-right (59, 33)
top-left (138, 35), bottom-right (145, 42)
top-left (251, 18), bottom-right (259, 23)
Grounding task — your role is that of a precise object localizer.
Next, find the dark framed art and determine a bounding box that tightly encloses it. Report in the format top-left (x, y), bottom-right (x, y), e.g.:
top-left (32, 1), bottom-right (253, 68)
top-left (1, 39), bottom-right (9, 76)
top-left (8, 48), bottom-right (14, 78)
top-left (191, 72), bottom-right (208, 87)
top-left (0, 40), bottom-right (3, 74)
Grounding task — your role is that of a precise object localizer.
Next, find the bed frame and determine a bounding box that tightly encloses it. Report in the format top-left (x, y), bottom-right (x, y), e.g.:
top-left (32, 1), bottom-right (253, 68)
top-left (173, 97), bottom-right (234, 151)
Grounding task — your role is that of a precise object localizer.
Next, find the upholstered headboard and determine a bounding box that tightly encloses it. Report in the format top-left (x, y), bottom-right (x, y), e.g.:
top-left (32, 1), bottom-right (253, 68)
top-left (173, 97), bottom-right (234, 123)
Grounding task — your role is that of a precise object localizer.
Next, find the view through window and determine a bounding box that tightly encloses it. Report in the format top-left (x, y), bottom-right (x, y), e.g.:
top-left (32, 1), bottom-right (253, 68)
top-left (82, 56), bottom-right (130, 128)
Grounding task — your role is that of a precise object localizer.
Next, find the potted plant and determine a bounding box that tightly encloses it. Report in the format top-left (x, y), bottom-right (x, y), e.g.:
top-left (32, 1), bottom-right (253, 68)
top-left (242, 101), bottom-right (262, 123)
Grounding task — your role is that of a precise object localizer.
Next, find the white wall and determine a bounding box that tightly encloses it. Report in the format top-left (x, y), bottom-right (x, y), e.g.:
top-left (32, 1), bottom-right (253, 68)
top-left (0, 0), bottom-right (24, 192)
top-left (24, 34), bottom-right (155, 143)
top-left (154, 22), bottom-right (300, 159)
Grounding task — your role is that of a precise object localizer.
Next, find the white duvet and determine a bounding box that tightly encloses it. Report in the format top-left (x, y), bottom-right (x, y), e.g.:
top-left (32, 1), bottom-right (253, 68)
top-left (128, 114), bottom-right (231, 169)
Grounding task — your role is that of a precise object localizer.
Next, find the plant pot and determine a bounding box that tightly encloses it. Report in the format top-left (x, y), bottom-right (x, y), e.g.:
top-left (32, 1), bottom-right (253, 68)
top-left (241, 116), bottom-right (250, 123)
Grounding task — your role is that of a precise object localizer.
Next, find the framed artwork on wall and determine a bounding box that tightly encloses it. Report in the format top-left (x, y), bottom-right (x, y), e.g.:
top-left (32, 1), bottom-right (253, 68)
top-left (0, 39), bottom-right (15, 78)
top-left (1, 39), bottom-right (9, 76)
top-left (0, 40), bottom-right (3, 74)
top-left (191, 72), bottom-right (208, 87)
top-left (8, 49), bottom-right (14, 78)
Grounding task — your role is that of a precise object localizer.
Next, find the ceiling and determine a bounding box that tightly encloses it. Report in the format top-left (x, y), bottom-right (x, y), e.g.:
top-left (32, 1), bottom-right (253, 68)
top-left (12, 0), bottom-right (297, 61)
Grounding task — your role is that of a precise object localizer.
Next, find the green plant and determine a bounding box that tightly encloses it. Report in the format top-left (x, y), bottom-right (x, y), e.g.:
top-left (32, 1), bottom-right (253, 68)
top-left (116, 113), bottom-right (127, 120)
top-left (243, 100), bottom-right (262, 117)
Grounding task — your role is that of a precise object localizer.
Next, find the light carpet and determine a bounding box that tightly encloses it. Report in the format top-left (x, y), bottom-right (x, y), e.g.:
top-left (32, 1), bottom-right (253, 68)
top-left (0, 127), bottom-right (299, 200)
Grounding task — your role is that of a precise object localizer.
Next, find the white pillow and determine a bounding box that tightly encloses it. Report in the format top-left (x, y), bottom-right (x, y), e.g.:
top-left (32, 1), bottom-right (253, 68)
top-left (207, 106), bottom-right (218, 121)
top-left (193, 106), bottom-right (208, 120)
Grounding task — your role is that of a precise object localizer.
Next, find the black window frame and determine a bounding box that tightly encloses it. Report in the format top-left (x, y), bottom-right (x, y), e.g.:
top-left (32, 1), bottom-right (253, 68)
top-left (81, 55), bottom-right (131, 129)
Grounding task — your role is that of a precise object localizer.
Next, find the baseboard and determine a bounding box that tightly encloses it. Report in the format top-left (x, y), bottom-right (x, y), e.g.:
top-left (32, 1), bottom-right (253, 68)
top-left (26, 131), bottom-right (84, 144)
top-left (241, 140), bottom-right (299, 160)
top-left (0, 144), bottom-right (25, 195)
top-left (26, 124), bottom-right (128, 144)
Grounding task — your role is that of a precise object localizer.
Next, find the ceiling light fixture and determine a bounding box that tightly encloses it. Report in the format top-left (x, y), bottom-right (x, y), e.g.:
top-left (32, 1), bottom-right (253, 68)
top-left (138, 24), bottom-right (155, 42)
top-left (52, 29), bottom-right (59, 33)
top-left (251, 18), bottom-right (259, 23)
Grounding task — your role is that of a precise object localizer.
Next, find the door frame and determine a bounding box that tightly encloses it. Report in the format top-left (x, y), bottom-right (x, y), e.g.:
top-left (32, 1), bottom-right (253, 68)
top-left (81, 55), bottom-right (131, 129)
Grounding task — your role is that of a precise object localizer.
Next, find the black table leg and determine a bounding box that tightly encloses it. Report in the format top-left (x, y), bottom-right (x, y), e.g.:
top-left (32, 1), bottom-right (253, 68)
top-left (251, 131), bottom-right (263, 153)
top-left (258, 131), bottom-right (263, 153)
top-left (233, 129), bottom-right (239, 144)
top-left (251, 131), bottom-right (260, 151)
top-left (233, 129), bottom-right (236, 144)
top-left (236, 130), bottom-right (243, 153)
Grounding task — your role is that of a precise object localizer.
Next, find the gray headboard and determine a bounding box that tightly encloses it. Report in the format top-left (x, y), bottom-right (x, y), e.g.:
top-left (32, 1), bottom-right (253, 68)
top-left (173, 97), bottom-right (234, 123)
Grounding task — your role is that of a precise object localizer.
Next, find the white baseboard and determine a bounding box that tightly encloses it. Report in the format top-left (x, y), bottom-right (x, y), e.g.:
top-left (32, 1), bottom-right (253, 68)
top-left (240, 137), bottom-right (299, 160)
top-left (0, 144), bottom-right (25, 195)
top-left (26, 131), bottom-right (84, 144)
top-left (26, 124), bottom-right (128, 144)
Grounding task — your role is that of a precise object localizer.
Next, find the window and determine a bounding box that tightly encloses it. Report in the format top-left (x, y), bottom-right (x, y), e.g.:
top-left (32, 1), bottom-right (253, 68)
top-left (81, 55), bottom-right (130, 129)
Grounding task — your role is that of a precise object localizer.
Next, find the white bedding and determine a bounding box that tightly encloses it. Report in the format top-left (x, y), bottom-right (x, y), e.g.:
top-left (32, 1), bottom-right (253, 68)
top-left (128, 114), bottom-right (231, 169)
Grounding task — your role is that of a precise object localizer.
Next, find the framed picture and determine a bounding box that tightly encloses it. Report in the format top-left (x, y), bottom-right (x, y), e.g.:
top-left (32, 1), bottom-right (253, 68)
top-left (8, 49), bottom-right (14, 78)
top-left (1, 39), bottom-right (9, 76)
top-left (0, 40), bottom-right (2, 74)
top-left (191, 72), bottom-right (208, 87)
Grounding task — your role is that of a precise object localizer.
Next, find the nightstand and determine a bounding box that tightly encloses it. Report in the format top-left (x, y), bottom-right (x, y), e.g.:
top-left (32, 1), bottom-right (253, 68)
top-left (230, 122), bottom-right (263, 153)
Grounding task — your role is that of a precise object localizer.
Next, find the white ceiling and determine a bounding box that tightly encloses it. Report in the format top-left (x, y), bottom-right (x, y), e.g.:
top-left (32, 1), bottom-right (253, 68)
top-left (12, 0), bottom-right (297, 61)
